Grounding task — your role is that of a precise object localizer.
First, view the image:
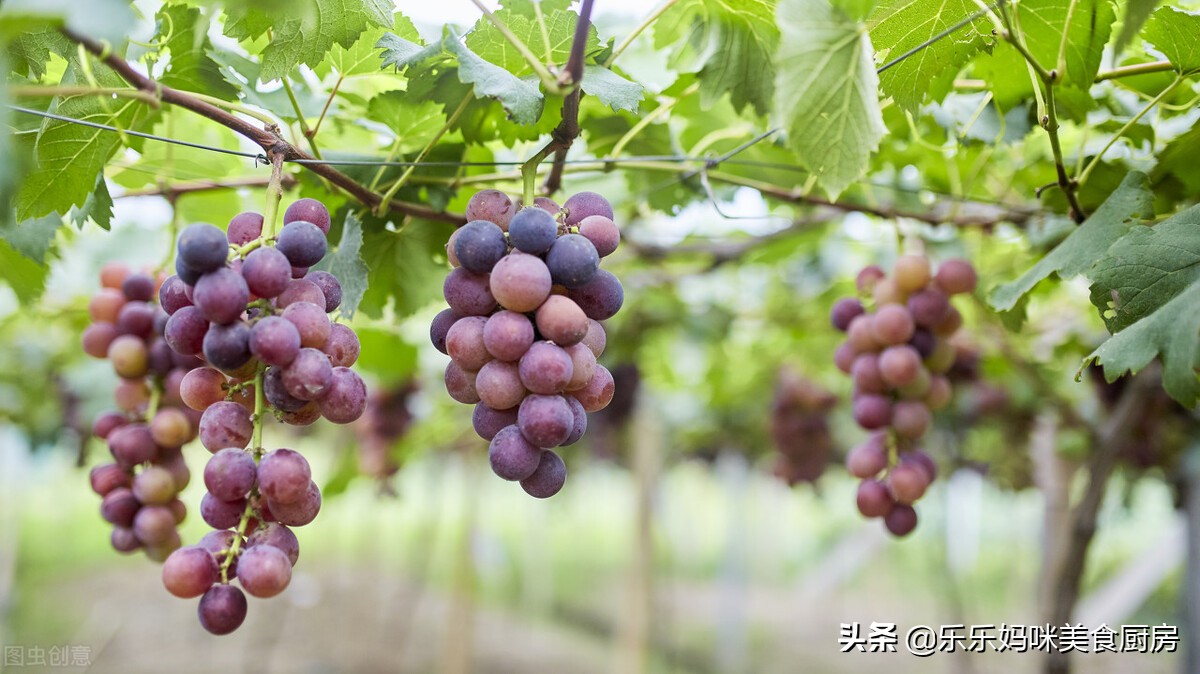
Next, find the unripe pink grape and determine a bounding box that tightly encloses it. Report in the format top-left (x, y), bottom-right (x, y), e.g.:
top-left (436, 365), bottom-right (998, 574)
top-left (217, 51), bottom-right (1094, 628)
top-left (572, 364), bottom-right (615, 412)
top-left (893, 254), bottom-right (931, 293)
top-left (490, 252), bottom-right (552, 313)
top-left (846, 434), bottom-right (888, 478)
top-left (564, 343), bottom-right (597, 391)
top-left (872, 278), bottom-right (905, 306)
top-left (846, 315), bottom-right (879, 353)
top-left (446, 316), bottom-right (492, 371)
top-left (878, 345), bottom-right (922, 388)
top-left (444, 360), bottom-right (480, 404)
top-left (852, 394), bottom-right (892, 430)
top-left (891, 400), bottom-right (932, 438)
top-left (856, 479), bottom-right (893, 518)
top-left (934, 258), bottom-right (977, 295)
top-left (850, 354), bottom-right (887, 394)
top-left (926, 375), bottom-right (953, 410)
top-left (871, 305), bottom-right (915, 345)
top-left (476, 360), bottom-right (527, 411)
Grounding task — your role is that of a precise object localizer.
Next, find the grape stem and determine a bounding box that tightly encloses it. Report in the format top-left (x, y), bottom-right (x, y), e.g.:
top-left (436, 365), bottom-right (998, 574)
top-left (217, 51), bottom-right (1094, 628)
top-left (263, 152), bottom-right (286, 238)
top-left (219, 361), bottom-right (269, 583)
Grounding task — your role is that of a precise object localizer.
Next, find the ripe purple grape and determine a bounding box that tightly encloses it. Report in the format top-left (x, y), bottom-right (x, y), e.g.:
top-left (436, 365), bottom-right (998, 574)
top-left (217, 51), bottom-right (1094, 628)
top-left (852, 394), bottom-right (892, 430)
top-left (489, 252), bottom-right (552, 313)
top-left (561, 396), bottom-right (586, 446)
top-left (108, 423), bottom-right (158, 465)
top-left (90, 463), bottom-right (131, 496)
top-left (198, 402), bottom-right (253, 453)
top-left (198, 584), bottom-right (248, 635)
top-left (564, 342), bottom-right (597, 391)
top-left (464, 189), bottom-right (515, 229)
top-left (577, 215), bottom-right (620, 257)
top-left (276, 278), bottom-right (326, 309)
top-left (567, 269), bottom-right (623, 321)
top-left (518, 342), bottom-right (573, 394)
top-left (846, 434), bottom-right (888, 478)
top-left (520, 450), bottom-right (566, 498)
top-left (572, 364), bottom-right (614, 413)
top-left (830, 298), bottom-right (865, 331)
top-left (267, 481), bottom-right (321, 527)
top-left (444, 360), bottom-right (480, 404)
top-left (242, 247), bottom-right (291, 299)
top-left (227, 212), bottom-right (264, 245)
top-left (203, 322), bottom-right (253, 372)
top-left (907, 288), bottom-right (949, 328)
top-left (488, 424), bottom-right (542, 480)
top-left (250, 316), bottom-right (301, 366)
top-left (306, 270), bottom-right (342, 313)
top-left (454, 220), bottom-right (508, 273)
top-left (545, 234), bottom-right (600, 288)
top-left (180, 367), bottom-right (226, 411)
top-left (204, 448), bottom-right (258, 502)
top-left (284, 198), bottom-right (331, 234)
top-left (878, 345), bottom-right (923, 388)
top-left (116, 301), bottom-right (156, 338)
top-left (100, 487), bottom-right (140, 526)
top-left (246, 523), bottom-right (299, 566)
top-left (323, 323), bottom-right (360, 367)
top-left (319, 367), bottom-right (367, 424)
top-left (581, 319), bottom-right (606, 357)
top-left (282, 302), bottom-right (331, 349)
top-left (177, 223), bottom-right (229, 274)
top-left (162, 546), bottom-right (218, 598)
top-left (282, 347), bottom-right (333, 401)
top-left (535, 295), bottom-right (588, 346)
top-left (430, 308), bottom-right (462, 355)
top-left (159, 275), bottom-right (192, 315)
top-left (164, 306), bottom-right (209, 355)
top-left (517, 394), bottom-right (573, 448)
top-left (476, 360), bottom-right (527, 411)
top-left (563, 191), bottom-right (613, 227)
top-left (884, 504), bottom-right (918, 536)
top-left (237, 544), bottom-right (293, 598)
top-left (934, 259), bottom-right (977, 295)
top-left (264, 366), bottom-right (307, 412)
top-left (446, 316), bottom-right (492, 371)
top-left (443, 268), bottom-right (497, 316)
top-left (200, 492), bottom-right (246, 529)
top-left (472, 404), bottom-right (519, 441)
top-left (891, 401), bottom-right (932, 438)
top-left (508, 207), bottom-right (558, 254)
top-left (133, 505), bottom-right (177, 545)
top-left (276, 221), bottom-right (327, 267)
top-left (871, 305), bottom-right (915, 345)
top-left (856, 479), bottom-right (893, 518)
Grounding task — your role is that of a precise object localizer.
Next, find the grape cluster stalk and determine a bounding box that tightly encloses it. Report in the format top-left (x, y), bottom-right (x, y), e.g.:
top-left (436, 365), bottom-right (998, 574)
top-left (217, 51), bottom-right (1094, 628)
top-left (831, 255), bottom-right (978, 537)
top-left (85, 263), bottom-right (205, 561)
top-left (432, 189), bottom-right (624, 497)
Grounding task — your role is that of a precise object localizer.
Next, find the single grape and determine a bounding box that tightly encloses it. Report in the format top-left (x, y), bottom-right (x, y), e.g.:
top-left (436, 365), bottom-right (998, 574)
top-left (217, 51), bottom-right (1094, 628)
top-left (852, 394), bottom-right (892, 430)
top-left (121, 272), bottom-right (156, 302)
top-left (198, 530), bottom-right (240, 561)
top-left (545, 234), bottom-right (600, 288)
top-left (934, 259), bottom-right (977, 295)
top-left (200, 493), bottom-right (246, 530)
top-left (878, 345), bottom-right (922, 388)
top-left (924, 339), bottom-right (956, 373)
top-left (520, 450), bottom-right (566, 498)
top-left (148, 339), bottom-right (175, 377)
top-left (111, 527), bottom-right (141, 553)
top-left (933, 306), bottom-right (963, 337)
top-left (850, 354), bottom-right (887, 394)
top-left (472, 404), bottom-right (519, 441)
top-left (242, 247), bottom-right (292, 299)
top-left (264, 366), bottom-right (307, 412)
top-left (92, 411), bottom-right (129, 440)
top-left (532, 197), bottom-right (560, 214)
top-left (566, 270), bottom-right (623, 320)
top-left (563, 192), bottom-right (613, 227)
top-left (227, 212), bottom-right (264, 246)
top-left (891, 401), bottom-right (932, 438)
top-left (164, 307), bottom-right (209, 356)
top-left (90, 463), bottom-right (132, 496)
top-left (89, 288), bottom-right (126, 323)
top-left (488, 425), bottom-right (543, 480)
top-left (283, 198), bottom-right (331, 234)
top-left (508, 207), bottom-right (558, 254)
top-left (306, 270), bottom-right (342, 313)
top-left (454, 220), bottom-right (508, 274)
top-left (168, 497), bottom-right (188, 524)
top-left (896, 367), bottom-right (932, 400)
top-left (282, 347), bottom-right (333, 401)
top-left (564, 342), bottom-right (597, 391)
top-left (175, 257), bottom-right (202, 285)
top-left (518, 342), bottom-right (573, 395)
top-left (444, 360), bottom-right (480, 404)
top-left (198, 584), bottom-right (248, 635)
top-left (908, 328), bottom-right (937, 358)
top-left (926, 375), bottom-right (953, 410)
top-left (246, 523), bottom-right (300, 566)
top-left (907, 288), bottom-right (949, 328)
top-left (198, 402), bottom-right (253, 453)
top-left (322, 323), bottom-right (360, 367)
top-left (443, 268), bottom-right (497, 316)
top-left (158, 275), bottom-right (192, 315)
top-left (884, 505), bottom-right (918, 536)
top-left (517, 394), bottom-right (573, 448)
top-left (281, 401), bottom-right (322, 427)
top-left (162, 546), bottom-right (218, 598)
top-left (100, 487), bottom-right (140, 526)
top-left (275, 278), bottom-right (327, 310)
top-left (319, 367), bottom-right (367, 424)
top-left (830, 298), bottom-right (865, 332)
top-left (114, 379), bottom-right (151, 413)
top-left (489, 252), bottom-right (552, 313)
top-left (464, 189), bottom-right (516, 229)
top-left (133, 505), bottom-right (177, 545)
top-left (203, 322), bottom-right (253, 372)
top-left (430, 308), bottom-right (463, 355)
top-left (116, 301), bottom-right (156, 339)
top-left (535, 295), bottom-right (588, 346)
top-left (177, 223), bottom-right (229, 274)
top-left (238, 545), bottom-right (293, 598)
top-left (856, 479), bottom-right (893, 518)
top-left (108, 423), bottom-right (158, 466)
top-left (855, 265), bottom-right (885, 293)
top-left (204, 448), bottom-right (258, 502)
top-left (446, 227), bottom-right (463, 268)
top-left (872, 278), bottom-right (905, 306)
top-left (291, 266), bottom-right (309, 279)
top-left (902, 450), bottom-right (938, 482)
top-left (845, 434), bottom-right (888, 478)
top-left (250, 316), bottom-right (302, 367)
top-left (267, 481), bottom-right (321, 527)
top-left (105, 333), bottom-right (149, 377)
top-left (100, 261), bottom-right (132, 289)
top-left (180, 367), bottom-right (227, 411)
top-left (150, 407), bottom-right (192, 448)
top-left (887, 462), bottom-right (929, 504)
top-left (893, 254), bottom-right (932, 293)
top-left (571, 364), bottom-right (614, 412)
top-left (276, 221), bottom-right (327, 267)
top-left (476, 360), bottom-right (527, 411)
top-left (871, 305), bottom-right (915, 345)
top-left (845, 315), bottom-right (878, 354)
top-left (144, 531), bottom-right (184, 563)
top-left (446, 316), bottom-right (492, 371)
top-left (577, 215), bottom-right (620, 258)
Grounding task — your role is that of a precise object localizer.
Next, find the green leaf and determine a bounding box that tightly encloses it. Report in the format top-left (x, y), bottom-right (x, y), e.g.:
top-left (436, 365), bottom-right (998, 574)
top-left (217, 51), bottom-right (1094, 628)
top-left (1113, 0), bottom-right (1162, 54)
top-left (654, 0), bottom-right (780, 115)
top-left (0, 213), bottom-right (59, 263)
top-left (313, 213), bottom-right (369, 320)
top-left (7, 30), bottom-right (72, 80)
top-left (354, 326), bottom-right (419, 384)
top-left (1082, 283), bottom-right (1200, 406)
top-left (1016, 0), bottom-right (1116, 90)
top-left (1152, 118), bottom-right (1200, 193)
top-left (445, 29), bottom-right (544, 126)
top-left (14, 65), bottom-right (149, 222)
top-left (580, 65), bottom-right (643, 113)
top-left (774, 0), bottom-right (885, 199)
top-left (1088, 204), bottom-right (1200, 332)
top-left (157, 4), bottom-right (238, 101)
top-left (242, 0), bottom-right (394, 82)
top-left (0, 0), bottom-right (134, 43)
top-left (376, 32), bottom-right (440, 71)
top-left (868, 0), bottom-right (990, 111)
top-left (66, 176), bottom-right (113, 231)
top-left (465, 6), bottom-right (600, 77)
top-left (365, 93), bottom-right (447, 154)
top-left (0, 238), bottom-right (48, 302)
top-left (1143, 6), bottom-right (1200, 74)
top-left (358, 218), bottom-right (455, 319)
top-left (318, 13), bottom-right (421, 78)
top-left (990, 171), bottom-right (1155, 311)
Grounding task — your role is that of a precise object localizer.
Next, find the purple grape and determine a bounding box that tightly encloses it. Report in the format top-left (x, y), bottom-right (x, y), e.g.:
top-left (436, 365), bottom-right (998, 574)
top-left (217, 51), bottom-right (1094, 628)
top-left (831, 298), bottom-right (865, 331)
top-left (82, 322), bottom-right (118, 359)
top-left (193, 268), bottom-right (249, 325)
top-left (203, 322), bottom-right (253, 372)
top-left (430, 308), bottom-right (461, 355)
top-left (178, 223), bottom-right (229, 274)
top-left (276, 221), bottom-right (327, 267)
top-left (276, 278), bottom-right (326, 309)
top-left (257, 448), bottom-right (311, 505)
top-left (488, 424), bottom-right (543, 480)
top-left (242, 247), bottom-right (291, 299)
top-left (198, 584), bottom-right (248, 635)
top-left (122, 272), bottom-right (155, 302)
top-left (852, 394), bottom-right (892, 430)
top-left (567, 269), bottom-right (623, 321)
top-left (518, 342), bottom-right (573, 394)
top-left (111, 527), bottom-right (140, 553)
top-left (306, 270), bottom-right (342, 313)
top-left (92, 411), bottom-right (129, 440)
top-left (572, 364), bottom-right (614, 412)
top-left (148, 339), bottom-right (175, 377)
top-left (577, 215), bottom-right (619, 258)
top-left (508, 207), bottom-right (558, 254)
top-left (227, 212), bottom-right (264, 246)
top-left (446, 316), bottom-right (491, 371)
top-left (545, 234), bottom-right (599, 288)
top-left (162, 546), bottom-right (218, 598)
top-left (454, 220), bottom-right (508, 273)
top-left (238, 545), bottom-right (293, 598)
top-left (249, 316), bottom-right (301, 366)
top-left (520, 450), bottom-right (566, 498)
top-left (472, 404), bottom-right (519, 440)
top-left (885, 505), bottom-right (918, 536)
top-left (444, 361), bottom-right (480, 404)
top-left (322, 323), bottom-right (360, 367)
top-left (490, 251), bottom-right (552, 313)
top-left (108, 424), bottom-right (158, 466)
top-left (133, 505), bottom-right (177, 545)
top-left (284, 198), bottom-right (331, 234)
top-left (246, 523), bottom-right (299, 566)
top-left (133, 466), bottom-right (177, 505)
top-left (198, 401), bottom-right (253, 452)
top-left (164, 306), bottom-right (209, 355)
top-left (159, 275), bottom-right (192, 315)
top-left (116, 301), bottom-right (156, 338)
top-left (200, 492), bottom-right (246, 529)
top-left (175, 256), bottom-right (202, 285)
top-left (264, 366), bottom-right (307, 412)
top-left (204, 448), bottom-right (258, 501)
top-left (908, 288), bottom-right (950, 328)
top-left (100, 487), bottom-right (140, 526)
top-left (483, 310), bottom-right (535, 362)
top-left (517, 394), bottom-right (573, 448)
top-left (909, 328), bottom-right (937, 358)
top-left (319, 367), bottom-right (367, 424)
top-left (535, 295), bottom-right (588, 346)
top-left (857, 479), bottom-right (893, 517)
top-left (282, 347), bottom-right (333, 401)
top-left (443, 268), bottom-right (497, 316)
top-left (90, 463), bottom-right (131, 496)
top-left (280, 401), bottom-right (322, 427)
top-left (268, 481), bottom-right (321, 526)
top-left (563, 191), bottom-right (613, 227)
top-left (464, 189), bottom-right (516, 229)
top-left (476, 360), bottom-right (527, 411)
top-left (281, 301), bottom-right (330, 350)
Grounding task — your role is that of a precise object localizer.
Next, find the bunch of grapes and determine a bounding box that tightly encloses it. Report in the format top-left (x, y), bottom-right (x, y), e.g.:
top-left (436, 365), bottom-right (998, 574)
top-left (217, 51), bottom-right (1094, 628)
top-left (830, 255), bottom-right (977, 537)
top-left (84, 263), bottom-right (203, 561)
top-left (153, 198), bottom-right (367, 635)
top-left (432, 189), bottom-right (623, 498)
top-left (769, 369), bottom-right (838, 486)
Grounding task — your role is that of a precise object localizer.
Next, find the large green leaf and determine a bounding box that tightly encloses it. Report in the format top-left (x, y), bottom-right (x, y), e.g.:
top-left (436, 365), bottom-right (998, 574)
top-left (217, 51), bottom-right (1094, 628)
top-left (318, 13), bottom-right (421, 78)
top-left (7, 30), bottom-right (73, 80)
top-left (364, 93), bottom-right (447, 154)
top-left (0, 0), bottom-right (133, 43)
top-left (0, 213), bottom-right (59, 263)
top-left (580, 65), bottom-right (643, 113)
top-left (0, 238), bottom-right (48, 303)
top-left (1143, 6), bottom-right (1200, 74)
top-left (1113, 0), bottom-right (1162, 54)
top-left (868, 0), bottom-right (989, 111)
top-left (990, 172), bottom-right (1155, 311)
top-left (445, 29), bottom-right (544, 126)
top-left (654, 0), bottom-right (779, 114)
top-left (465, 6), bottom-right (601, 76)
top-left (158, 5), bottom-right (238, 100)
top-left (1016, 0), bottom-right (1116, 90)
top-left (774, 0), bottom-right (885, 199)
top-left (312, 213), bottom-right (369, 320)
top-left (358, 219), bottom-right (456, 319)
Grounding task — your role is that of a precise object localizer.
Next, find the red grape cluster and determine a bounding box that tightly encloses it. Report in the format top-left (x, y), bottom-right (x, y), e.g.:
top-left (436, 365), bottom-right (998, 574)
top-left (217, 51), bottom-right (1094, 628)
top-left (155, 199), bottom-right (367, 635)
top-left (770, 370), bottom-right (838, 486)
top-left (830, 255), bottom-right (977, 537)
top-left (432, 189), bottom-right (623, 497)
top-left (85, 263), bottom-right (203, 561)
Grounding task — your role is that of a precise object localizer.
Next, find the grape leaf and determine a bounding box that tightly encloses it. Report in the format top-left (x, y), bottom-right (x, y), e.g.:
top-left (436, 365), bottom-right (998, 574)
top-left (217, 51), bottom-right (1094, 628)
top-left (358, 218), bottom-right (456, 319)
top-left (774, 0), bottom-right (885, 199)
top-left (1016, 0), bottom-right (1116, 90)
top-left (868, 0), bottom-right (990, 111)
top-left (1113, 0), bottom-right (1162, 54)
top-left (0, 213), bottom-right (59, 263)
top-left (990, 171), bottom-right (1154, 311)
top-left (0, 238), bottom-right (48, 303)
top-left (157, 5), bottom-right (238, 101)
top-left (1083, 283), bottom-right (1200, 406)
top-left (445, 29), bottom-right (544, 126)
top-left (654, 0), bottom-right (779, 115)
top-left (318, 13), bottom-right (421, 78)
top-left (7, 30), bottom-right (72, 80)
top-left (365, 94), bottom-right (447, 154)
top-left (466, 6), bottom-right (600, 76)
top-left (376, 32), bottom-right (441, 72)
top-left (1088, 203), bottom-right (1200, 332)
top-left (239, 0), bottom-right (393, 82)
top-left (313, 213), bottom-right (368, 320)
top-left (0, 0), bottom-right (133, 43)
top-left (66, 176), bottom-right (113, 231)
top-left (581, 65), bottom-right (643, 113)
top-left (1143, 6), bottom-right (1200, 74)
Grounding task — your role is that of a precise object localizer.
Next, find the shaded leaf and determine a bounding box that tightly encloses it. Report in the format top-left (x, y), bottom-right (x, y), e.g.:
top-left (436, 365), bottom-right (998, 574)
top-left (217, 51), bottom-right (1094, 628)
top-left (313, 212), bottom-right (369, 320)
top-left (1143, 6), bottom-right (1200, 74)
top-left (158, 4), bottom-right (238, 100)
top-left (0, 238), bottom-right (48, 302)
top-left (0, 212), bottom-right (59, 263)
top-left (66, 176), bottom-right (113, 231)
